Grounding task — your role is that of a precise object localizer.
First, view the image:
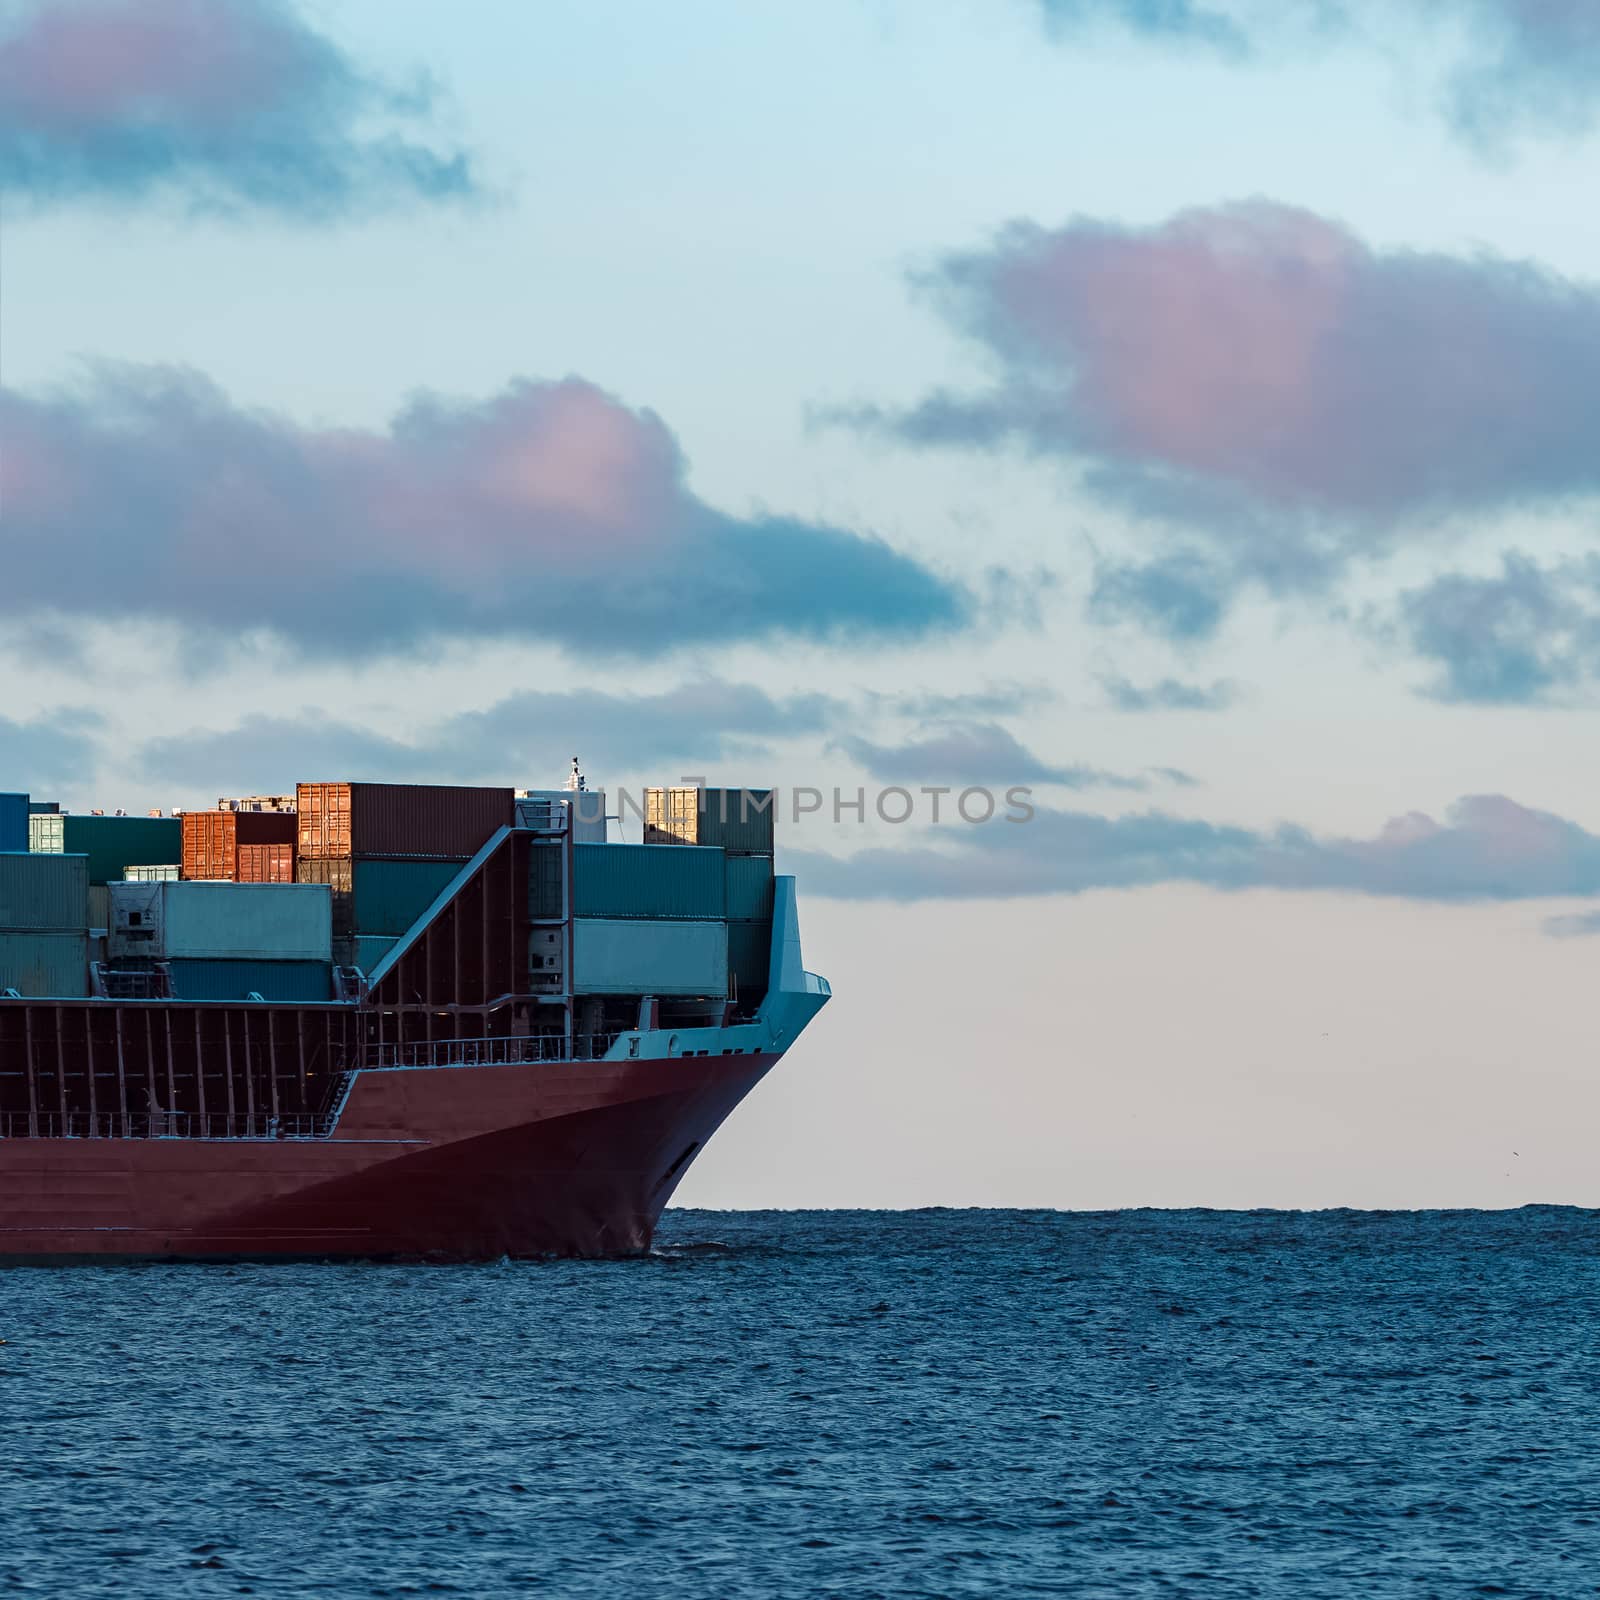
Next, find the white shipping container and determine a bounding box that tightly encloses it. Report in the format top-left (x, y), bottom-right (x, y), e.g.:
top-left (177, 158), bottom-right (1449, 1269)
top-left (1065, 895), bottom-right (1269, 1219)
top-left (571, 917), bottom-right (727, 997)
top-left (108, 881), bottom-right (333, 962)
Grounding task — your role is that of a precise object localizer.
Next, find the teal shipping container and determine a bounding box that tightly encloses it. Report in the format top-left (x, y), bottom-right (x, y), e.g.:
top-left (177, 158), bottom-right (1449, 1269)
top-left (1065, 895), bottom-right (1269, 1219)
top-left (571, 918), bottom-right (728, 997)
top-left (727, 919), bottom-right (773, 1005)
top-left (724, 854), bottom-right (775, 922)
top-left (572, 844), bottom-right (725, 920)
top-left (0, 794), bottom-right (27, 854)
top-left (166, 959), bottom-right (332, 1003)
top-left (0, 852), bottom-right (89, 931)
top-left (30, 814), bottom-right (183, 886)
top-left (0, 930), bottom-right (89, 996)
top-left (296, 857), bottom-right (465, 937)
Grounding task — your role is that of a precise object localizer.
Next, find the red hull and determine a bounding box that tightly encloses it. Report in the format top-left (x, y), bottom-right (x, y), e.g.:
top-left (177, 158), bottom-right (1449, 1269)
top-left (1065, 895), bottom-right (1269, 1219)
top-left (0, 1052), bottom-right (777, 1261)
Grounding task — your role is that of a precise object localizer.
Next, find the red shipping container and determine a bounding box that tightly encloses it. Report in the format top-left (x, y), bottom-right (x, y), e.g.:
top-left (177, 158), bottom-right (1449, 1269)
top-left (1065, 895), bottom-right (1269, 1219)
top-left (236, 842), bottom-right (297, 883)
top-left (296, 783), bottom-right (513, 860)
top-left (182, 810), bottom-right (298, 880)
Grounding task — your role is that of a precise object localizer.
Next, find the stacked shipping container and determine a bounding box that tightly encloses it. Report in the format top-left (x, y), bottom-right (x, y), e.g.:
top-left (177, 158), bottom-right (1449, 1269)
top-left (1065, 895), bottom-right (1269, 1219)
top-left (643, 789), bottom-right (774, 1006)
top-left (108, 880), bottom-right (335, 1001)
top-left (296, 783), bottom-right (512, 969)
top-left (30, 814), bottom-right (182, 885)
top-left (182, 810), bottom-right (297, 881)
top-left (0, 852), bottom-right (90, 996)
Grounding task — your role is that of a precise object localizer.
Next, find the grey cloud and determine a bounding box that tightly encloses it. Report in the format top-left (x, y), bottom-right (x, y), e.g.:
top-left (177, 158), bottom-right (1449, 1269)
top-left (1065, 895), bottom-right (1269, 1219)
top-left (1100, 675), bottom-right (1239, 712)
top-left (1031, 2), bottom-right (1600, 147)
top-left (1089, 555), bottom-right (1232, 640)
top-left (831, 721), bottom-right (1149, 790)
top-left (1543, 909), bottom-right (1600, 938)
top-left (135, 682), bottom-right (839, 799)
top-left (789, 793), bottom-right (1600, 906)
top-left (1036, 0), bottom-right (1248, 50)
top-left (0, 709), bottom-right (104, 795)
top-left (1397, 554), bottom-right (1600, 704)
top-left (868, 683), bottom-right (1060, 720)
top-left (2, 364), bottom-right (969, 660)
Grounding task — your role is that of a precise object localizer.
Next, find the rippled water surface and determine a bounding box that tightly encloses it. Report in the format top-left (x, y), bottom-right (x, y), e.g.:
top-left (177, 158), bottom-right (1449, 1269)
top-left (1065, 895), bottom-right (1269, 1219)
top-left (4, 1208), bottom-right (1600, 1597)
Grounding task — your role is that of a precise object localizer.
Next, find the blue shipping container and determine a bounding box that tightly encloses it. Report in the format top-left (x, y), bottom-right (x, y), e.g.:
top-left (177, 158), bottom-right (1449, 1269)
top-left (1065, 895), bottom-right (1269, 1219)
top-left (0, 794), bottom-right (27, 854)
top-left (166, 959), bottom-right (332, 1003)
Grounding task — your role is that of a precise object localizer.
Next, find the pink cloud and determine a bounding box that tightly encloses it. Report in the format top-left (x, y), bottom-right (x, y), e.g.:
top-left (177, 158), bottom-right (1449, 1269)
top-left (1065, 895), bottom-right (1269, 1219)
top-left (0, 0), bottom-right (477, 214)
top-left (0, 364), bottom-right (967, 657)
top-left (879, 200), bottom-right (1600, 518)
top-left (0, 0), bottom-right (298, 131)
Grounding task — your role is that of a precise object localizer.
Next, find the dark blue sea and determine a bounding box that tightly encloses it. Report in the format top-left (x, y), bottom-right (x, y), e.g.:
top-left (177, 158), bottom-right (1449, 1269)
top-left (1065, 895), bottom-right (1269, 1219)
top-left (3, 1208), bottom-right (1599, 1597)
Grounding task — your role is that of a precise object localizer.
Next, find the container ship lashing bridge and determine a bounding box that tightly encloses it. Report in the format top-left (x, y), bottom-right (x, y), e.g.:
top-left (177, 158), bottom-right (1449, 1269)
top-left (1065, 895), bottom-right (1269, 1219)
top-left (0, 806), bottom-right (829, 1260)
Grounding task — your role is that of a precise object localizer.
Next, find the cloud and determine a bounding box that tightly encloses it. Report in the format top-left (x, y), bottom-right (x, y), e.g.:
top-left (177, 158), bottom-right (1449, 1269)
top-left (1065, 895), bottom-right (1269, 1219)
top-left (857, 201), bottom-right (1600, 522)
top-left (1036, 0), bottom-right (1247, 51)
top-left (789, 793), bottom-right (1600, 906)
top-left (1089, 554), bottom-right (1232, 639)
top-left (1543, 908), bottom-right (1600, 938)
top-left (831, 721), bottom-right (1149, 789)
top-left (1396, 553), bottom-right (1600, 704)
top-left (866, 683), bottom-right (1060, 721)
top-left (0, 0), bottom-right (478, 216)
top-left (839, 199), bottom-right (1600, 634)
top-left (0, 709), bottom-right (103, 794)
top-left (0, 364), bottom-right (969, 659)
top-left (1030, 2), bottom-right (1600, 147)
top-left (1100, 674), bottom-right (1239, 712)
top-left (134, 681), bottom-right (842, 798)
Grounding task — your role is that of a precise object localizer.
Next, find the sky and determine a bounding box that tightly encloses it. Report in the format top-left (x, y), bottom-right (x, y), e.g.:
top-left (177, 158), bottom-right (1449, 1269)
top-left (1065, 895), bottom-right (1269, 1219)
top-left (4, 0), bottom-right (1600, 1207)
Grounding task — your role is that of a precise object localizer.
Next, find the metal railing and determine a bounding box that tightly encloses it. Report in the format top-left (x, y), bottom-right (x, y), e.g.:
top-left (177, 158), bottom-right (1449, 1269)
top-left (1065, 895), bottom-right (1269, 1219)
top-left (0, 1110), bottom-right (337, 1141)
top-left (359, 1033), bottom-right (621, 1071)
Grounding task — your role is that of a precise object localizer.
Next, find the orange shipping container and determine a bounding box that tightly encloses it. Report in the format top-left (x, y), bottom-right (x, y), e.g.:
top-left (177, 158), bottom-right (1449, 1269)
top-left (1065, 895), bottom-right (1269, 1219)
top-left (181, 810), bottom-right (298, 881)
top-left (296, 782), bottom-right (513, 860)
top-left (236, 842), bottom-right (297, 883)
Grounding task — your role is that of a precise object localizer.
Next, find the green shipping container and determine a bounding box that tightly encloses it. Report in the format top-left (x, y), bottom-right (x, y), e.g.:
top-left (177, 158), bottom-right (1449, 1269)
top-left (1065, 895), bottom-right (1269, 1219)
top-left (727, 919), bottom-right (773, 1005)
top-left (297, 857), bottom-right (465, 937)
top-left (698, 789), bottom-right (775, 854)
top-left (166, 958), bottom-right (332, 1002)
top-left (0, 852), bottom-right (89, 931)
top-left (573, 844), bottom-right (725, 920)
top-left (0, 930), bottom-right (89, 996)
top-left (30, 815), bottom-right (183, 886)
top-left (724, 854), bottom-right (774, 921)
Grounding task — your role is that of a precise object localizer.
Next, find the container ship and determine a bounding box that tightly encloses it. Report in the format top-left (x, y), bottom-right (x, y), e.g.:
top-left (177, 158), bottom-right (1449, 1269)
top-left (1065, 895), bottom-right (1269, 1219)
top-left (0, 777), bottom-right (829, 1260)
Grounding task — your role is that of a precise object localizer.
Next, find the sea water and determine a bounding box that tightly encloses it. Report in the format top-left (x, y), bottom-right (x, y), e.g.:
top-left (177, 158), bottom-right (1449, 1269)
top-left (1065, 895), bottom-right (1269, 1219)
top-left (2, 1208), bottom-right (1598, 1597)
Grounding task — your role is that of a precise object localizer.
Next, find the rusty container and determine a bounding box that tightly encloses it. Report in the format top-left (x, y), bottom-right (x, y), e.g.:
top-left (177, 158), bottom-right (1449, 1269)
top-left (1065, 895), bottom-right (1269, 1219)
top-left (236, 842), bottom-right (297, 883)
top-left (296, 783), bottom-right (513, 860)
top-left (181, 810), bottom-right (298, 881)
